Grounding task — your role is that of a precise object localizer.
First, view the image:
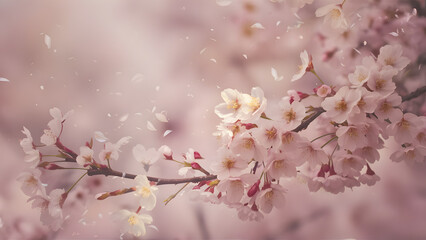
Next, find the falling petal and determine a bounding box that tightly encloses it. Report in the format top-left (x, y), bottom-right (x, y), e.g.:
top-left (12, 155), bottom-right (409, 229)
top-left (155, 112), bottom-right (168, 122)
top-left (200, 48), bottom-right (207, 55)
top-left (271, 67), bottom-right (284, 81)
top-left (163, 130), bottom-right (173, 137)
top-left (389, 32), bottom-right (399, 37)
top-left (216, 0), bottom-right (232, 6)
top-left (0, 77), bottom-right (9, 82)
top-left (251, 23), bottom-right (265, 29)
top-left (44, 34), bottom-right (51, 49)
top-left (94, 131), bottom-right (108, 142)
top-left (242, 54), bottom-right (248, 59)
top-left (131, 74), bottom-right (144, 83)
top-left (119, 114), bottom-right (129, 122)
top-left (147, 121), bottom-right (157, 131)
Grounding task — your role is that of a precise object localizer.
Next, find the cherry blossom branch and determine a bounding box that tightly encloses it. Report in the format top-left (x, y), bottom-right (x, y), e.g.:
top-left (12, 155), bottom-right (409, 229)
top-left (69, 86), bottom-right (426, 187)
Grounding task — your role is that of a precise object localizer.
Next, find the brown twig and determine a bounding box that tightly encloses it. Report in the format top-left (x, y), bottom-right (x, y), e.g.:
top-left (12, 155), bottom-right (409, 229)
top-left (402, 85), bottom-right (426, 102)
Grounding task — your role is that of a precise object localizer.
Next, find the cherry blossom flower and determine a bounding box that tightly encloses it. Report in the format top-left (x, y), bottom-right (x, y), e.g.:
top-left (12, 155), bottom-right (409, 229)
top-left (17, 169), bottom-right (46, 196)
top-left (40, 107), bottom-right (73, 146)
top-left (336, 125), bottom-right (368, 151)
top-left (159, 145), bottom-right (173, 160)
top-left (237, 205), bottom-right (264, 221)
top-left (374, 93), bottom-right (402, 122)
top-left (133, 144), bottom-right (161, 172)
top-left (348, 65), bottom-right (370, 87)
top-left (367, 67), bottom-right (398, 97)
top-left (354, 146), bottom-right (381, 164)
top-left (20, 127), bottom-right (40, 167)
top-left (308, 175), bottom-right (345, 194)
top-left (388, 113), bottom-right (423, 144)
top-left (278, 99), bottom-right (306, 130)
top-left (251, 120), bottom-right (282, 149)
top-left (211, 148), bottom-right (249, 180)
top-left (241, 87), bottom-right (267, 123)
top-left (99, 136), bottom-right (132, 162)
top-left (315, 85), bottom-right (332, 98)
top-left (229, 132), bottom-right (266, 162)
top-left (333, 153), bottom-right (365, 177)
top-left (216, 174), bottom-right (256, 203)
top-left (113, 209), bottom-right (153, 237)
top-left (215, 89), bottom-right (249, 123)
top-left (265, 151), bottom-right (299, 179)
top-left (315, 4), bottom-right (348, 31)
top-left (28, 189), bottom-right (67, 231)
top-left (76, 146), bottom-right (94, 166)
top-left (321, 86), bottom-right (361, 123)
top-left (134, 175), bottom-right (158, 211)
top-left (358, 165), bottom-right (380, 186)
top-left (291, 50), bottom-right (312, 82)
top-left (178, 148), bottom-right (204, 177)
top-left (390, 145), bottom-right (426, 164)
top-left (377, 45), bottom-right (410, 71)
top-left (255, 184), bottom-right (286, 214)
top-left (297, 140), bottom-right (329, 168)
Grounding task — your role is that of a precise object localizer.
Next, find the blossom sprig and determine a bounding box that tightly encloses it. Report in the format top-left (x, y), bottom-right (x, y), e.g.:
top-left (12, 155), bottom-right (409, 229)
top-left (18, 44), bottom-right (426, 237)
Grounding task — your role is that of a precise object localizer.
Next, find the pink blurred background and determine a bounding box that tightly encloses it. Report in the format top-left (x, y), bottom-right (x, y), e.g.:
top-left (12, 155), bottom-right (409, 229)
top-left (0, 0), bottom-right (425, 239)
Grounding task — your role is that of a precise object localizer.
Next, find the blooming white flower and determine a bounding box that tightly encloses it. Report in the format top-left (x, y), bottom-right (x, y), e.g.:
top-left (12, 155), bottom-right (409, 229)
top-left (229, 132), bottom-right (266, 162)
top-left (377, 45), bottom-right (410, 71)
top-left (251, 120), bottom-right (282, 149)
top-left (133, 144), bottom-right (161, 172)
top-left (291, 50), bottom-right (312, 82)
top-left (17, 169), bottom-right (46, 196)
top-left (278, 99), bottom-right (306, 130)
top-left (134, 175), bottom-right (158, 211)
top-left (214, 88), bottom-right (248, 123)
top-left (40, 107), bottom-right (73, 146)
top-left (297, 140), bottom-right (329, 168)
top-left (237, 205), bottom-right (264, 221)
top-left (321, 86), bottom-right (361, 123)
top-left (99, 136), bottom-right (132, 161)
top-left (315, 4), bottom-right (348, 31)
top-left (76, 146), bottom-right (94, 166)
top-left (348, 65), bottom-right (370, 87)
top-left (113, 209), bottom-right (153, 237)
top-left (255, 184), bottom-right (286, 214)
top-left (241, 87), bottom-right (267, 123)
top-left (178, 148), bottom-right (203, 177)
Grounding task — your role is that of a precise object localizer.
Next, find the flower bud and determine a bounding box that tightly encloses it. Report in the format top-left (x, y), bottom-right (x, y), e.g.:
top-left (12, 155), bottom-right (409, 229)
top-left (247, 180), bottom-right (260, 197)
top-left (193, 151), bottom-right (203, 159)
top-left (44, 163), bottom-right (64, 170)
top-left (159, 145), bottom-right (173, 160)
top-left (191, 162), bottom-right (202, 170)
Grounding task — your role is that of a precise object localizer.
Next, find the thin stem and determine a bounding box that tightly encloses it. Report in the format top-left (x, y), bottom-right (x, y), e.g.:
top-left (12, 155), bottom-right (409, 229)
top-left (321, 136), bottom-right (338, 148)
top-left (310, 70), bottom-right (325, 85)
top-left (56, 167), bottom-right (88, 170)
top-left (311, 133), bottom-right (335, 143)
top-left (66, 172), bottom-right (88, 193)
top-left (107, 159), bottom-right (112, 169)
top-left (341, 0), bottom-right (346, 6)
top-left (164, 182), bottom-right (190, 205)
top-left (402, 86), bottom-right (426, 102)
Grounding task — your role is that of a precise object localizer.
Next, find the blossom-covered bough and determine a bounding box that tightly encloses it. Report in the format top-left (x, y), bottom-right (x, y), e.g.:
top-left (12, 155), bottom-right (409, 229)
top-left (18, 1), bottom-right (426, 238)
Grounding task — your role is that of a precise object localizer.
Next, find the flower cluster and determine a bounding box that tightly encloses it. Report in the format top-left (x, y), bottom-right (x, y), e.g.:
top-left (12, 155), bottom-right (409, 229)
top-left (180, 44), bottom-right (425, 220)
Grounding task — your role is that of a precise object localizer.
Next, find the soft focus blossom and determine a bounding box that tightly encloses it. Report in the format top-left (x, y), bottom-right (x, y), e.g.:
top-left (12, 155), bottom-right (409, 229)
top-left (99, 136), bottom-right (132, 161)
top-left (113, 209), bottom-right (153, 237)
top-left (256, 184), bottom-right (286, 214)
top-left (28, 189), bottom-right (67, 231)
top-left (321, 86), bottom-right (361, 123)
top-left (377, 45), bottom-right (410, 71)
top-left (133, 144), bottom-right (161, 172)
top-left (16, 169), bottom-right (46, 196)
top-left (315, 4), bottom-right (348, 31)
top-left (40, 107), bottom-right (73, 146)
top-left (76, 146), bottom-right (94, 166)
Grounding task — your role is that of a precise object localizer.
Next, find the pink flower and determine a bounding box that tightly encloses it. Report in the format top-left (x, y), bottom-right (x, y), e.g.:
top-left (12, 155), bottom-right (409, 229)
top-left (367, 67), bottom-right (398, 97)
top-left (216, 174), bottom-right (256, 203)
top-left (348, 65), bottom-right (370, 87)
top-left (315, 85), bottom-right (332, 98)
top-left (28, 189), bottom-right (67, 231)
top-left (278, 99), bottom-right (306, 130)
top-left (20, 127), bottom-right (40, 167)
top-left (211, 148), bottom-right (249, 180)
top-left (113, 209), bottom-right (153, 237)
top-left (390, 145), bottom-right (426, 164)
top-left (377, 45), bottom-right (410, 71)
top-left (133, 144), bottom-right (161, 172)
top-left (333, 153), bottom-right (365, 177)
top-left (321, 86), bottom-right (361, 123)
top-left (315, 4), bottom-right (348, 31)
top-left (40, 107), bottom-right (73, 146)
top-left (98, 136), bottom-right (132, 161)
top-left (265, 151), bottom-right (299, 179)
top-left (336, 125), bottom-right (368, 152)
top-left (374, 93), bottom-right (402, 122)
top-left (16, 169), bottom-right (46, 196)
top-left (388, 113), bottom-right (423, 145)
top-left (76, 146), bottom-right (94, 166)
top-left (255, 184), bottom-right (286, 214)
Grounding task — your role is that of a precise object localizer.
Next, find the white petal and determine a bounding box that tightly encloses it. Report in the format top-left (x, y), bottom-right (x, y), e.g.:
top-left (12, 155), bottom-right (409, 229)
top-left (0, 77), bottom-right (10, 82)
top-left (155, 112), bottom-right (168, 122)
top-left (44, 34), bottom-right (51, 49)
top-left (94, 131), bottom-right (108, 142)
top-left (251, 23), bottom-right (265, 29)
top-left (147, 121), bottom-right (157, 131)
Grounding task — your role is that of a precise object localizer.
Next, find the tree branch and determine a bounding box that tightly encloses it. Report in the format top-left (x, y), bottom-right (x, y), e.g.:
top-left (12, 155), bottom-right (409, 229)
top-left (402, 85), bottom-right (426, 102)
